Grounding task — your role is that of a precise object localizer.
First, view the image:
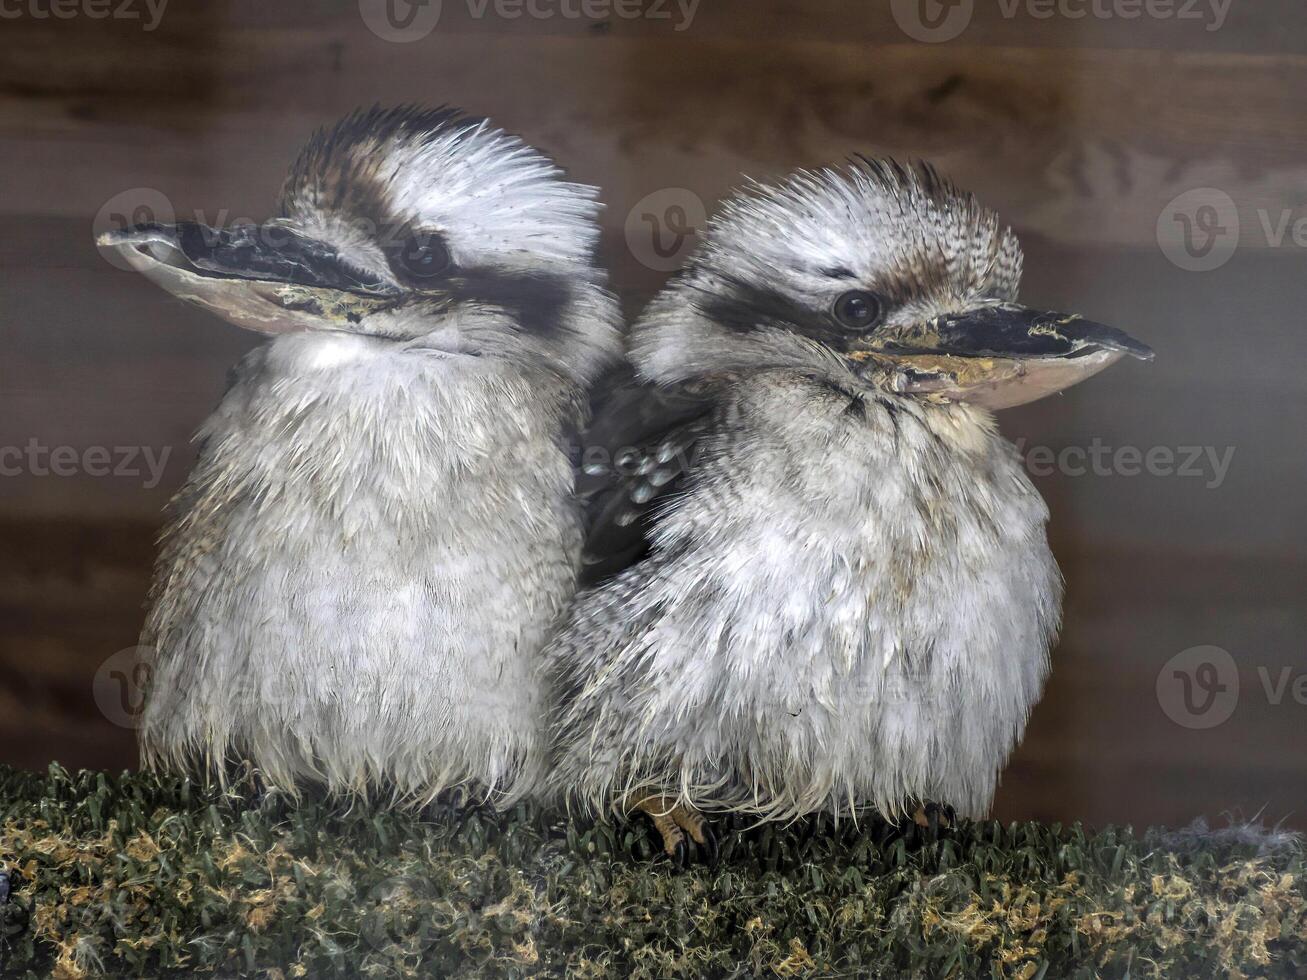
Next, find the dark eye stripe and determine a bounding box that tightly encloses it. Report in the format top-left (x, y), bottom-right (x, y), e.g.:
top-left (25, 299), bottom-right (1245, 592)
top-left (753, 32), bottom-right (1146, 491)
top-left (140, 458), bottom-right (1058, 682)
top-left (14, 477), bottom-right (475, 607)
top-left (693, 276), bottom-right (895, 352)
top-left (447, 270), bottom-right (572, 339)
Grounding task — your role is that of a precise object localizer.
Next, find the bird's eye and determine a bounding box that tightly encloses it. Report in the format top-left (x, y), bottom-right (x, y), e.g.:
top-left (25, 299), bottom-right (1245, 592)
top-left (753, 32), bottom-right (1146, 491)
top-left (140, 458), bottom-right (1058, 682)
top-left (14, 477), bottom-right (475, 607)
top-left (391, 231), bottom-right (450, 281)
top-left (832, 290), bottom-right (883, 331)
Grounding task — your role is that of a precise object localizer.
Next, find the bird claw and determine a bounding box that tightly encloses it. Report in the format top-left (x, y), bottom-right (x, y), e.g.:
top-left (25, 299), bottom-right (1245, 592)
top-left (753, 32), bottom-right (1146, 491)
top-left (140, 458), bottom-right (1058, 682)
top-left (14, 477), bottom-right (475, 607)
top-left (629, 794), bottom-right (717, 869)
top-left (911, 802), bottom-right (955, 842)
top-left (671, 838), bottom-right (690, 869)
top-left (699, 822), bottom-right (719, 866)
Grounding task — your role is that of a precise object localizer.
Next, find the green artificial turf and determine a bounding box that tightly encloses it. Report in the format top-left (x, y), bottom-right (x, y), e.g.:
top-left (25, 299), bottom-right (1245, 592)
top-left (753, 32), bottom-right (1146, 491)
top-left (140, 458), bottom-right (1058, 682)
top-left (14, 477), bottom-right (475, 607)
top-left (0, 764), bottom-right (1302, 978)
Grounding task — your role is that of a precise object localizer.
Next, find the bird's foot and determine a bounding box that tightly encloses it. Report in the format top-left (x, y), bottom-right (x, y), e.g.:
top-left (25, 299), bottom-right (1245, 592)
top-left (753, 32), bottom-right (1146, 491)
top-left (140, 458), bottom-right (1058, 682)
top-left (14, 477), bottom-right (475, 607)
top-left (628, 794), bottom-right (717, 867)
top-left (910, 802), bottom-right (956, 841)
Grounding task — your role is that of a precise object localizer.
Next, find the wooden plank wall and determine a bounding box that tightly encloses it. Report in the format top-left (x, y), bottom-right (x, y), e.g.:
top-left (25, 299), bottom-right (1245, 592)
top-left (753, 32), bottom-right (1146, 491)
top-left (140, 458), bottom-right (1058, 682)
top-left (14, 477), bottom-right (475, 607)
top-left (1, 0), bottom-right (1304, 828)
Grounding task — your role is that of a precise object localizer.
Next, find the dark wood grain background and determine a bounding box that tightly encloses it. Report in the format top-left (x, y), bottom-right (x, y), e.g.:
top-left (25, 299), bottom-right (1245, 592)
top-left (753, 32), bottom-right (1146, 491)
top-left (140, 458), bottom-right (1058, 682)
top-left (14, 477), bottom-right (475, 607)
top-left (2, 0), bottom-right (1304, 829)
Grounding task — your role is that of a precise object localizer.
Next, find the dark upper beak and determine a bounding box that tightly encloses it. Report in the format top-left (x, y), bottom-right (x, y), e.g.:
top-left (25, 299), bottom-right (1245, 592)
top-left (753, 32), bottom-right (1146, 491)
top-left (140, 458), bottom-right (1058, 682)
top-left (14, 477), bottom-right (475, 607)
top-left (96, 221), bottom-right (400, 335)
top-left (899, 305), bottom-right (1154, 362)
top-left (865, 303), bottom-right (1154, 410)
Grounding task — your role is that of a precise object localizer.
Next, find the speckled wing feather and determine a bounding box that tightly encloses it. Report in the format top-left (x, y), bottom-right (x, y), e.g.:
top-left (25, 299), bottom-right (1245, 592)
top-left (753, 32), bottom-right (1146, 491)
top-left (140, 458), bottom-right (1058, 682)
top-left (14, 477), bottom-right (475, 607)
top-left (576, 370), bottom-right (719, 585)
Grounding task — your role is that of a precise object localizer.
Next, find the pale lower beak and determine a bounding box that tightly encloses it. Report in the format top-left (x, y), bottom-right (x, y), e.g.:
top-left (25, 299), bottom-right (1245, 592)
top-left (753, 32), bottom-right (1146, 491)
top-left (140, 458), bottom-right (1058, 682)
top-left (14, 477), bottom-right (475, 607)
top-left (96, 222), bottom-right (400, 335)
top-left (866, 304), bottom-right (1154, 410)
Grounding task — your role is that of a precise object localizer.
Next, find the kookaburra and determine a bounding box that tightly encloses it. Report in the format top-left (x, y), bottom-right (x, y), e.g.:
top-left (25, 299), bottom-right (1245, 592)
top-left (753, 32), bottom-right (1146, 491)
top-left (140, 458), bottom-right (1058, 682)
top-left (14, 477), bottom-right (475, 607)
top-left (548, 160), bottom-right (1152, 861)
top-left (98, 106), bottom-right (622, 804)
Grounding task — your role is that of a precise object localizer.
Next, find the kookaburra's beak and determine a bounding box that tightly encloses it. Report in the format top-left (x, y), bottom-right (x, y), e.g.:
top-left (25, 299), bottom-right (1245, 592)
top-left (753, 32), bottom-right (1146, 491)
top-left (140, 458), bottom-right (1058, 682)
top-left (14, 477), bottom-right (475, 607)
top-left (861, 304), bottom-right (1155, 410)
top-left (97, 222), bottom-right (401, 335)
